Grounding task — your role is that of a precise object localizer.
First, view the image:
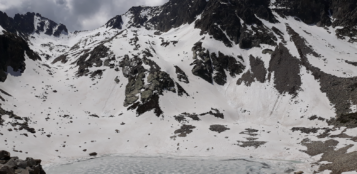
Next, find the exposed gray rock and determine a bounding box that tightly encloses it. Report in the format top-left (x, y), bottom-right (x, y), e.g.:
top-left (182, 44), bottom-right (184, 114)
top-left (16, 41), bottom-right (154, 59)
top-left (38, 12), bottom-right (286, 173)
top-left (174, 112), bottom-right (200, 123)
top-left (191, 42), bottom-right (245, 85)
top-left (176, 83), bottom-right (189, 97)
top-left (89, 152), bottom-right (97, 156)
top-left (147, 0), bottom-right (207, 32)
top-left (0, 165), bottom-right (15, 174)
top-left (0, 32), bottom-right (41, 82)
top-left (268, 43), bottom-right (301, 96)
top-left (16, 159), bottom-right (27, 169)
top-left (174, 66), bottom-right (189, 84)
top-left (114, 76), bottom-right (120, 84)
top-left (0, 151), bottom-right (10, 160)
top-left (301, 138), bottom-right (357, 174)
top-left (236, 139), bottom-right (267, 149)
top-left (191, 42), bottom-right (213, 83)
top-left (200, 108), bottom-right (224, 119)
top-left (195, 0), bottom-right (277, 48)
top-left (262, 49), bottom-right (273, 54)
top-left (291, 127), bottom-right (319, 134)
top-left (105, 15), bottom-right (123, 29)
top-left (0, 12), bottom-right (68, 37)
top-left (345, 60), bottom-right (357, 66)
top-left (209, 125), bottom-right (230, 133)
top-left (287, 25), bottom-right (357, 116)
top-left (174, 125), bottom-right (196, 137)
top-left (120, 55), bottom-right (177, 116)
top-left (237, 55), bottom-right (266, 86)
top-left (76, 44), bottom-right (111, 77)
top-left (14, 168), bottom-right (29, 174)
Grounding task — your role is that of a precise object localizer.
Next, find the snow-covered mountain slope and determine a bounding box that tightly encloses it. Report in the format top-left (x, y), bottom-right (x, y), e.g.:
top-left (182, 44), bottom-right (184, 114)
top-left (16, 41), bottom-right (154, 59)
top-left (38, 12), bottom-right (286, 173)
top-left (1, 0), bottom-right (357, 173)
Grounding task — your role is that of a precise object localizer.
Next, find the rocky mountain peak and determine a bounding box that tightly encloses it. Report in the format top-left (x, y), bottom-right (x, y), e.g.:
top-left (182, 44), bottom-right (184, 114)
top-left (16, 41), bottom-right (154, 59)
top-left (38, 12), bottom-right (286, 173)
top-left (105, 15), bottom-right (123, 29)
top-left (0, 11), bottom-right (68, 37)
top-left (147, 0), bottom-right (207, 31)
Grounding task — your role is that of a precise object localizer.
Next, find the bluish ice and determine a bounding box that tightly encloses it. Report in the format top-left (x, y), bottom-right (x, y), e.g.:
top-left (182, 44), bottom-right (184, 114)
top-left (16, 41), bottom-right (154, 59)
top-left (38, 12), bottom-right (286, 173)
top-left (45, 156), bottom-right (299, 174)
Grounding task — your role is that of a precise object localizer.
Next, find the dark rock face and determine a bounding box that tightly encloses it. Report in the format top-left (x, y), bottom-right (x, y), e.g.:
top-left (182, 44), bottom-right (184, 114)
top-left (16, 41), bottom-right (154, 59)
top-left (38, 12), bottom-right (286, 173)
top-left (345, 60), bottom-right (357, 67)
top-left (273, 0), bottom-right (357, 42)
top-left (211, 52), bottom-right (245, 85)
top-left (0, 150), bottom-right (46, 174)
top-left (89, 152), bottom-right (97, 156)
top-left (52, 24), bottom-right (68, 37)
top-left (105, 15), bottom-right (123, 29)
top-left (121, 0), bottom-right (277, 49)
top-left (291, 127), bottom-right (319, 134)
top-left (273, 0), bottom-right (329, 25)
top-left (194, 0), bottom-right (240, 47)
top-left (147, 0), bottom-right (207, 32)
top-left (200, 108), bottom-right (224, 119)
top-left (0, 32), bottom-right (41, 82)
top-left (249, 56), bottom-right (267, 83)
top-left (0, 105), bottom-right (36, 134)
top-left (0, 11), bottom-right (68, 37)
top-left (191, 42), bottom-right (245, 85)
top-left (287, 25), bottom-right (357, 116)
top-left (128, 94), bottom-right (163, 117)
top-left (52, 54), bottom-right (68, 64)
top-left (174, 66), bottom-right (189, 84)
top-left (328, 112), bottom-right (357, 128)
top-left (75, 44), bottom-right (111, 77)
top-left (237, 55), bottom-right (267, 86)
top-left (268, 43), bottom-right (301, 96)
top-left (195, 0), bottom-right (277, 48)
top-left (174, 124), bottom-right (196, 137)
top-left (191, 42), bottom-right (213, 83)
top-left (120, 55), bottom-right (178, 116)
top-left (174, 113), bottom-right (200, 123)
top-left (301, 139), bottom-right (357, 174)
top-left (126, 6), bottom-right (151, 28)
top-left (176, 82), bottom-right (189, 97)
top-left (0, 151), bottom-right (10, 161)
top-left (209, 125), bottom-right (230, 133)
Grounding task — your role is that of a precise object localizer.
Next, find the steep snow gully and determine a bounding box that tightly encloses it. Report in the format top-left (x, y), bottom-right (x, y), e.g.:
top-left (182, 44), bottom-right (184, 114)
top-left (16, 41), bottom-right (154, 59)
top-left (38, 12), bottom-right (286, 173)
top-left (1, 0), bottom-right (357, 173)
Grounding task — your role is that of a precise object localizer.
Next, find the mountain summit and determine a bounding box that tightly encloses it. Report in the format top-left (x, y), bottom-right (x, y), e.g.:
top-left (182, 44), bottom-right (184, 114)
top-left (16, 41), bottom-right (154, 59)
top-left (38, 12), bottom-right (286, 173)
top-left (1, 0), bottom-right (357, 173)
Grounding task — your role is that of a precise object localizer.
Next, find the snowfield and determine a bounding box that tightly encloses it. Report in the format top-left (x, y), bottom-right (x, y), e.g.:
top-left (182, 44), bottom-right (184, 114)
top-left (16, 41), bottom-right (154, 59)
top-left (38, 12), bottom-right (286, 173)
top-left (1, 4), bottom-right (357, 174)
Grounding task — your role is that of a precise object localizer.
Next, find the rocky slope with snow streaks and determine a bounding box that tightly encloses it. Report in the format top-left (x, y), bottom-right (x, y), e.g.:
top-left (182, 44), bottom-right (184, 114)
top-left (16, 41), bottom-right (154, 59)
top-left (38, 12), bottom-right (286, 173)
top-left (1, 0), bottom-right (357, 173)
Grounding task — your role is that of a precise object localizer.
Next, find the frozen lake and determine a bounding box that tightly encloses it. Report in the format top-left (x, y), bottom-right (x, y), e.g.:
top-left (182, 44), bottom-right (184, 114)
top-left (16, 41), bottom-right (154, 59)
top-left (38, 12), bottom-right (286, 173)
top-left (45, 156), bottom-right (299, 174)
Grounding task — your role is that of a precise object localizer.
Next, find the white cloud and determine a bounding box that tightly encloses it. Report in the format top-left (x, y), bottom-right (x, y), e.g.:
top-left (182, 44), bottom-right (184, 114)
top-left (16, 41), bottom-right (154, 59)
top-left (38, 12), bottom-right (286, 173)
top-left (0, 0), bottom-right (169, 31)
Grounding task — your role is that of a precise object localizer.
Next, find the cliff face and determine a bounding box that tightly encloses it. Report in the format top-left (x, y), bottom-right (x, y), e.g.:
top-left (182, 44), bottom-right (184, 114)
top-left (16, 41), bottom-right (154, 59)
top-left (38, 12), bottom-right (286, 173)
top-left (0, 150), bottom-right (46, 174)
top-left (1, 1), bottom-right (357, 173)
top-left (0, 32), bottom-right (40, 82)
top-left (0, 12), bottom-right (68, 37)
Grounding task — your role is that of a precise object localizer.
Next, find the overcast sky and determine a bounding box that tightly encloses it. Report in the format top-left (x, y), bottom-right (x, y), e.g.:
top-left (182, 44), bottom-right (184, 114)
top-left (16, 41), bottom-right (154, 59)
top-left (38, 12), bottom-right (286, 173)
top-left (0, 0), bottom-right (168, 31)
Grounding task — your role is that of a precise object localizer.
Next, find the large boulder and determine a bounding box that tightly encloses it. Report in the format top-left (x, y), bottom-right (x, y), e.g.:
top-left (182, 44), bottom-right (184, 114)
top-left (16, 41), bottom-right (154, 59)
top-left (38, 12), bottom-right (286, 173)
top-left (0, 151), bottom-right (10, 161)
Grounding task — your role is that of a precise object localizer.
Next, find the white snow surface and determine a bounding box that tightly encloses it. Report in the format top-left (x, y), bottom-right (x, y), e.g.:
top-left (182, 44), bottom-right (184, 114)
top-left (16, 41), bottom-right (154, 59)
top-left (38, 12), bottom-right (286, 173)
top-left (0, 25), bottom-right (4, 35)
top-left (1, 10), bottom-right (357, 174)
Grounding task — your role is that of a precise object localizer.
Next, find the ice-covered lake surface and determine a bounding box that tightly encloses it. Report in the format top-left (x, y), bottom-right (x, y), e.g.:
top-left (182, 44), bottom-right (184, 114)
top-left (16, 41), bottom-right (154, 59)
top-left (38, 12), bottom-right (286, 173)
top-left (45, 156), bottom-right (300, 174)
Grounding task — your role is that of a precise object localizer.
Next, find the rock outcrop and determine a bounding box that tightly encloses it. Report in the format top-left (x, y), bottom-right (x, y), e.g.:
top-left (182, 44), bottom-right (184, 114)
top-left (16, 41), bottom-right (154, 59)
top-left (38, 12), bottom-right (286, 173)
top-left (0, 32), bottom-right (41, 82)
top-left (191, 42), bottom-right (245, 85)
top-left (273, 0), bottom-right (357, 42)
top-left (0, 11), bottom-right (68, 37)
top-left (120, 55), bottom-right (177, 116)
top-left (147, 0), bottom-right (207, 32)
top-left (268, 43), bottom-right (302, 96)
top-left (0, 150), bottom-right (46, 174)
top-left (105, 15), bottom-right (123, 29)
top-left (195, 0), bottom-right (277, 48)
